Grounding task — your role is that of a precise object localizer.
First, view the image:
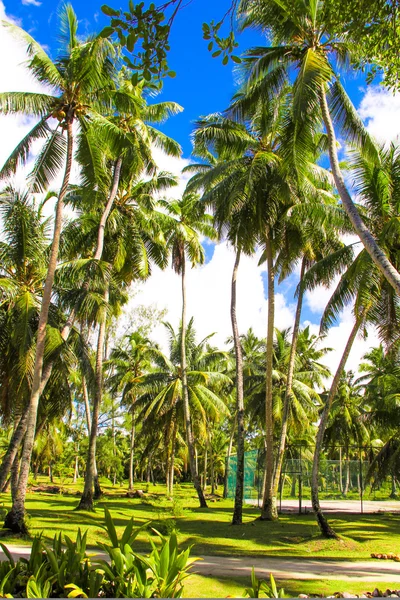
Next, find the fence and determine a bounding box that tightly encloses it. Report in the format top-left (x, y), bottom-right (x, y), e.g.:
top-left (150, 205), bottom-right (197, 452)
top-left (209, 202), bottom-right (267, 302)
top-left (225, 445), bottom-right (392, 513)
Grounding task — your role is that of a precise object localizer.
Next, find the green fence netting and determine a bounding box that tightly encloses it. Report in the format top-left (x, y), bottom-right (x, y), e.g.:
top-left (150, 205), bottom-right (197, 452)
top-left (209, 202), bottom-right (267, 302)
top-left (226, 448), bottom-right (392, 510)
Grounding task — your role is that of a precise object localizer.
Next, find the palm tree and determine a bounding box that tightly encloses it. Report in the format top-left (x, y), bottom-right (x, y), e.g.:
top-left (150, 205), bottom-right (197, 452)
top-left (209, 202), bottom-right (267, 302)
top-left (187, 99), bottom-right (294, 521)
top-left (271, 211), bottom-right (347, 507)
top-left (0, 187), bottom-right (89, 510)
top-left (357, 347), bottom-right (400, 494)
top-left (0, 6), bottom-right (125, 533)
top-left (304, 142), bottom-right (400, 536)
top-left (107, 332), bottom-right (161, 491)
top-left (137, 320), bottom-right (230, 500)
top-left (162, 194), bottom-right (217, 507)
top-left (61, 172), bottom-right (174, 511)
top-left (237, 0), bottom-right (400, 295)
top-left (324, 371), bottom-right (369, 495)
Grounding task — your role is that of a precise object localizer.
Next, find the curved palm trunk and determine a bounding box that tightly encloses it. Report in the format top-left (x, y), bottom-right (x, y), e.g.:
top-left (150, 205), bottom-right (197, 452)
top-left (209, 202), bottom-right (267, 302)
top-left (180, 259), bottom-right (207, 508)
top-left (311, 317), bottom-right (361, 538)
top-left (272, 258), bottom-right (307, 500)
top-left (320, 88), bottom-right (400, 295)
top-left (77, 286), bottom-right (109, 511)
top-left (261, 238), bottom-right (278, 521)
top-left (4, 121), bottom-right (74, 534)
top-left (231, 250), bottom-right (246, 524)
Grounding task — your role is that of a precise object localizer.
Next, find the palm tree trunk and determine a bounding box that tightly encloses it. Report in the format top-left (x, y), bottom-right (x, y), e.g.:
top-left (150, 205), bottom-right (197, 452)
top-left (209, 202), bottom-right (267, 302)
top-left (10, 453), bottom-right (20, 502)
top-left (81, 367), bottom-right (100, 491)
top-left (339, 447), bottom-right (343, 494)
top-left (210, 433), bottom-right (215, 495)
top-left (261, 238), bottom-right (278, 521)
top-left (231, 250), bottom-right (246, 524)
top-left (128, 405), bottom-right (135, 491)
top-left (0, 411), bottom-right (27, 492)
top-left (203, 447), bottom-right (207, 492)
top-left (77, 286), bottom-right (109, 510)
top-left (4, 121), bottom-right (74, 534)
top-left (344, 451), bottom-right (350, 495)
top-left (73, 449), bottom-right (79, 483)
top-left (311, 317), bottom-right (361, 538)
top-left (272, 257), bottom-right (306, 502)
top-left (180, 258), bottom-right (208, 508)
top-left (223, 417), bottom-right (236, 499)
top-left (170, 416), bottom-right (178, 497)
top-left (319, 88), bottom-right (400, 294)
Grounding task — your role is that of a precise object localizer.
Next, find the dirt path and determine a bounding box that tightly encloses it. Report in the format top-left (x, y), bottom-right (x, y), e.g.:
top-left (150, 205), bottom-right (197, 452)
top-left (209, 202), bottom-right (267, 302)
top-left (194, 556), bottom-right (400, 582)
top-left (2, 545), bottom-right (400, 583)
top-left (246, 499), bottom-right (400, 514)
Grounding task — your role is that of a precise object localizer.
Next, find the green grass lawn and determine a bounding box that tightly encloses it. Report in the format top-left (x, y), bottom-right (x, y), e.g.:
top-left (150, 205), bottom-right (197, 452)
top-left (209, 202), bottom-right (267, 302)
top-left (0, 477), bottom-right (399, 562)
top-left (185, 575), bottom-right (400, 598)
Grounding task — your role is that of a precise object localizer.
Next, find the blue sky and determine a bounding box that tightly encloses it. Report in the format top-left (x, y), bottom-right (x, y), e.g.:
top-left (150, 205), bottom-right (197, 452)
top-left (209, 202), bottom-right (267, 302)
top-left (4, 0), bottom-right (397, 374)
top-left (9, 0), bottom-right (369, 159)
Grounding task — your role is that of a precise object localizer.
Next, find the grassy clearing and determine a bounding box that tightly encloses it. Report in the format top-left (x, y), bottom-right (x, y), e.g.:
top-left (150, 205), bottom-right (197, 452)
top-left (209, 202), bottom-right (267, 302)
top-left (0, 478), bottom-right (399, 560)
top-left (185, 575), bottom-right (400, 598)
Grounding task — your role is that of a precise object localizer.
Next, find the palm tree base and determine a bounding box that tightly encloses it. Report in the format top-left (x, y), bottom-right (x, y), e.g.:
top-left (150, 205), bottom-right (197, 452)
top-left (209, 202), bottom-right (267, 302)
top-left (260, 497), bottom-right (279, 521)
top-left (314, 508), bottom-right (338, 539)
top-left (93, 478), bottom-right (102, 500)
top-left (4, 508), bottom-right (28, 534)
top-left (76, 491), bottom-right (95, 512)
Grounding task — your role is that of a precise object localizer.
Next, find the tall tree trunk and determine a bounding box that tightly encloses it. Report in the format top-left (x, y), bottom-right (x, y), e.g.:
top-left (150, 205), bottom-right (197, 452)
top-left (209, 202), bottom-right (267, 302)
top-left (223, 416), bottom-right (236, 499)
top-left (180, 258), bottom-right (208, 508)
top-left (339, 447), bottom-right (343, 494)
top-left (4, 121), bottom-right (74, 534)
top-left (170, 416), bottom-right (178, 497)
top-left (203, 447), bottom-right (207, 492)
top-left (231, 250), bottom-right (246, 524)
top-left (82, 363), bottom-right (100, 494)
top-left (77, 286), bottom-right (109, 510)
top-left (319, 88), bottom-right (400, 294)
top-left (128, 404), bottom-right (135, 491)
top-left (166, 422), bottom-right (172, 495)
top-left (311, 317), bottom-right (361, 538)
top-left (344, 451), bottom-right (350, 495)
top-left (10, 453), bottom-right (20, 502)
top-left (261, 238), bottom-right (278, 520)
top-left (73, 448), bottom-right (79, 483)
top-left (210, 432), bottom-right (215, 495)
top-left (272, 257), bottom-right (306, 503)
top-left (0, 411), bottom-right (27, 492)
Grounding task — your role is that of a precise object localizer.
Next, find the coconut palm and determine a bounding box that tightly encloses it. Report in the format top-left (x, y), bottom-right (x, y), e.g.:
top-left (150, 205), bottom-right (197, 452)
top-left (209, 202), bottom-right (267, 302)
top-left (357, 347), bottom-right (400, 492)
top-left (187, 96), bottom-right (295, 521)
top-left (60, 171), bottom-right (174, 511)
top-left (161, 194), bottom-right (217, 507)
top-left (324, 371), bottom-right (370, 495)
top-left (303, 143), bottom-right (400, 536)
top-left (0, 187), bottom-right (83, 498)
top-left (0, 6), bottom-right (131, 532)
top-left (237, 0), bottom-right (400, 294)
top-left (234, 0), bottom-right (400, 293)
top-left (136, 320), bottom-right (230, 499)
top-left (106, 332), bottom-right (161, 491)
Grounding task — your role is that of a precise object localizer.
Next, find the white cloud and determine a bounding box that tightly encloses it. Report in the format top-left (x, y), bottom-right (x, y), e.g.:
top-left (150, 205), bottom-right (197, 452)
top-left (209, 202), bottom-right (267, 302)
top-left (21, 0), bottom-right (41, 6)
top-left (358, 86), bottom-right (400, 144)
top-left (0, 0), bottom-right (385, 385)
top-left (124, 242), bottom-right (295, 353)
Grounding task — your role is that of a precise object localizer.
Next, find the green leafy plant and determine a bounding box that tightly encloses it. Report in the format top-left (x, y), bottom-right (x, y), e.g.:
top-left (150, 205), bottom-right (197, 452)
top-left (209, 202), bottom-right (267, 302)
top-left (244, 568), bottom-right (285, 598)
top-left (0, 509), bottom-right (194, 598)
